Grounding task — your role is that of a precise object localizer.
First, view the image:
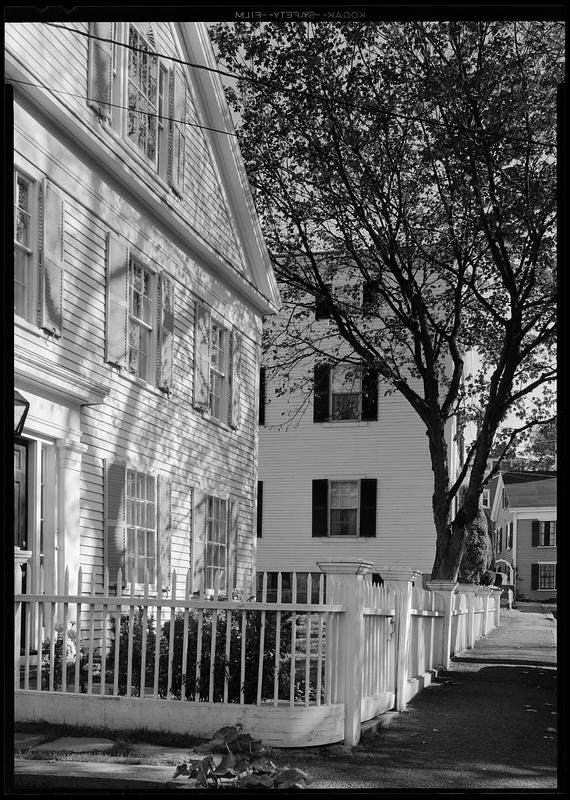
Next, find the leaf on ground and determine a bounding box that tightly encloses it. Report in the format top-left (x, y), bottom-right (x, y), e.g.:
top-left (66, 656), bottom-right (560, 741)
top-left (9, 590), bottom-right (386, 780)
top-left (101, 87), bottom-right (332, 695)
top-left (171, 762), bottom-right (188, 778)
top-left (213, 726), bottom-right (241, 744)
top-left (214, 752), bottom-right (238, 774)
top-left (196, 738), bottom-right (224, 752)
top-left (274, 767), bottom-right (310, 785)
top-left (250, 757), bottom-right (277, 773)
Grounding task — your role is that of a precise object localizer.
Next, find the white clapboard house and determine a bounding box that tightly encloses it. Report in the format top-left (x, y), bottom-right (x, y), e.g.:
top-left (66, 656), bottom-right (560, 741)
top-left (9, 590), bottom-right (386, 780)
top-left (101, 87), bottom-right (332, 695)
top-left (10, 20), bottom-right (280, 613)
top-left (256, 262), bottom-right (464, 595)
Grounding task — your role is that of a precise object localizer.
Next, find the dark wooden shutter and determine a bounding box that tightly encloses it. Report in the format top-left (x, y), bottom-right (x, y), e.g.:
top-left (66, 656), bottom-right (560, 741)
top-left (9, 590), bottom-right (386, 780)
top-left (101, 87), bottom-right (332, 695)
top-left (158, 474), bottom-right (172, 591)
top-left (169, 67), bottom-right (186, 195)
top-left (531, 563), bottom-right (539, 590)
top-left (531, 520), bottom-right (539, 547)
top-left (87, 21), bottom-right (113, 122)
top-left (259, 367), bottom-right (266, 426)
top-left (312, 480), bottom-right (328, 537)
top-left (193, 303), bottom-right (211, 410)
top-left (361, 366), bottom-right (378, 421)
top-left (158, 274), bottom-right (174, 393)
top-left (229, 329), bottom-right (242, 429)
top-left (313, 364), bottom-right (330, 422)
top-left (40, 180), bottom-right (64, 337)
top-left (359, 479), bottom-right (377, 537)
top-left (256, 481), bottom-right (263, 538)
top-left (315, 284), bottom-right (332, 320)
top-left (227, 499), bottom-right (238, 595)
top-left (106, 233), bottom-right (129, 367)
top-left (362, 279), bottom-right (380, 310)
top-left (105, 461), bottom-right (126, 586)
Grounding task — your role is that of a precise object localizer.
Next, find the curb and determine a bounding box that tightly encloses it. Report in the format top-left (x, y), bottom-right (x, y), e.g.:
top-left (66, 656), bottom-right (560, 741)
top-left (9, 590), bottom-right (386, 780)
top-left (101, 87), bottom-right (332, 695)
top-left (13, 759), bottom-right (183, 790)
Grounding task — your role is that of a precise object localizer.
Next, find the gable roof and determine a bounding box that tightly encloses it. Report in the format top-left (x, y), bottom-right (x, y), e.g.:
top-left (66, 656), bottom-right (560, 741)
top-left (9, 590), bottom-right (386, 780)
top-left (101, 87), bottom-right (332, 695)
top-left (503, 471), bottom-right (557, 509)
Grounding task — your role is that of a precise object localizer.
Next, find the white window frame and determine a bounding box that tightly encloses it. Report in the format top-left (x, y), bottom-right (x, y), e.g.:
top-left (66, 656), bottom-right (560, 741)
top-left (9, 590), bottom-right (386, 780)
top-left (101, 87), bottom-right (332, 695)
top-left (205, 495), bottom-right (228, 592)
top-left (538, 562), bottom-right (556, 591)
top-left (125, 468), bottom-right (157, 586)
top-left (329, 479), bottom-right (360, 537)
top-left (538, 521), bottom-right (556, 547)
top-left (481, 488), bottom-right (490, 509)
top-left (209, 320), bottom-right (230, 423)
top-left (330, 363), bottom-right (362, 422)
top-left (13, 169), bottom-right (39, 325)
top-left (127, 255), bottom-right (158, 383)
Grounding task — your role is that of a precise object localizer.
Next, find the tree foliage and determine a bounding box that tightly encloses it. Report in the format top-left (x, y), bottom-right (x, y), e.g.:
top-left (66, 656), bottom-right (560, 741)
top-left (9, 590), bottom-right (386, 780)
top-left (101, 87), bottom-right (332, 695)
top-left (211, 21), bottom-right (561, 579)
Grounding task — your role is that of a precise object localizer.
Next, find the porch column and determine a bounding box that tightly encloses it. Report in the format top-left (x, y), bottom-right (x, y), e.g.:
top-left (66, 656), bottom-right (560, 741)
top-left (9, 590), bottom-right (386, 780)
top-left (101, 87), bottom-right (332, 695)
top-left (14, 547), bottom-right (32, 690)
top-left (56, 438), bottom-right (88, 597)
top-left (426, 580), bottom-right (458, 670)
top-left (317, 559), bottom-right (373, 747)
top-left (382, 567), bottom-right (422, 712)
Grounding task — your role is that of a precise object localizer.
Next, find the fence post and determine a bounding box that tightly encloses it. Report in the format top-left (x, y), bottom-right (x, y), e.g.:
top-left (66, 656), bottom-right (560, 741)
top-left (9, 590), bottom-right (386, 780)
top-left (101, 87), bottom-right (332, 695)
top-left (490, 587), bottom-right (502, 629)
top-left (457, 584), bottom-right (477, 649)
top-left (426, 580), bottom-right (457, 669)
top-left (477, 587), bottom-right (493, 635)
top-left (317, 559), bottom-right (373, 747)
top-left (14, 547), bottom-right (33, 691)
top-left (382, 568), bottom-right (421, 712)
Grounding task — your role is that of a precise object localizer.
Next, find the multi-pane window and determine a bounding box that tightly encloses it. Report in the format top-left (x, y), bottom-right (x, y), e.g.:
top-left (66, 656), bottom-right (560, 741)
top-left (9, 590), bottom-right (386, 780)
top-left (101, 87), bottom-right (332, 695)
top-left (14, 171), bottom-right (34, 322)
top-left (209, 322), bottom-right (228, 421)
top-left (127, 25), bottom-right (159, 164)
top-left (481, 488), bottom-right (490, 509)
top-left (330, 480), bottom-right (359, 536)
top-left (128, 258), bottom-right (154, 381)
top-left (205, 496), bottom-right (228, 591)
top-left (538, 563), bottom-right (556, 590)
top-left (539, 521), bottom-right (556, 547)
top-left (125, 469), bottom-right (156, 584)
top-left (331, 364), bottom-right (361, 421)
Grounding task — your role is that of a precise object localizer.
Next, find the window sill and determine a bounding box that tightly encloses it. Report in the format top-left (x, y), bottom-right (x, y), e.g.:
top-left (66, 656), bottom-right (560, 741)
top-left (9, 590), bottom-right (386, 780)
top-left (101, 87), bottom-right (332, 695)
top-left (114, 368), bottom-right (169, 398)
top-left (537, 545), bottom-right (556, 548)
top-left (15, 316), bottom-right (43, 338)
top-left (318, 420), bottom-right (371, 427)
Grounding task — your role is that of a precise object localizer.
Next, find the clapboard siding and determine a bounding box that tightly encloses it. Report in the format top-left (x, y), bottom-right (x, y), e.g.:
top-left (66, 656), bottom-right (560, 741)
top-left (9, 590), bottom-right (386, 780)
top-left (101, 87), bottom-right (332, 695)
top-left (257, 365), bottom-right (437, 575)
top-left (516, 517), bottom-right (557, 599)
top-left (11, 21), bottom-right (270, 600)
top-left (7, 20), bottom-right (244, 270)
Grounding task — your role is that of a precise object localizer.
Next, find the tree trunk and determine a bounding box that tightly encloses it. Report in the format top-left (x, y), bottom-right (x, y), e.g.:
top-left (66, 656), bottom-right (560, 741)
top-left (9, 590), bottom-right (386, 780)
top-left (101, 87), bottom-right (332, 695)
top-left (431, 514), bottom-right (467, 580)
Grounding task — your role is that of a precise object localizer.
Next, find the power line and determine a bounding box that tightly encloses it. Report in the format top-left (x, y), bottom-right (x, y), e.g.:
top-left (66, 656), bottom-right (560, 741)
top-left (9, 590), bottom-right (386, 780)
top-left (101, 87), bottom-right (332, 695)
top-left (9, 78), bottom-right (237, 138)
top-left (44, 21), bottom-right (557, 150)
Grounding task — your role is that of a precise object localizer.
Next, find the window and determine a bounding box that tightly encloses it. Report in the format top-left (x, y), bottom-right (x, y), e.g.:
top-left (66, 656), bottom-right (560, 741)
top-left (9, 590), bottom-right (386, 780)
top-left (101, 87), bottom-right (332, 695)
top-left (128, 258), bottom-right (155, 381)
top-left (481, 488), bottom-right (490, 509)
top-left (106, 234), bottom-right (173, 390)
top-left (502, 488), bottom-right (508, 508)
top-left (105, 462), bottom-right (171, 590)
top-left (193, 304), bottom-right (242, 427)
top-left (209, 321), bottom-right (228, 421)
top-left (313, 363), bottom-right (378, 422)
top-left (497, 527), bottom-right (503, 553)
top-left (532, 563), bottom-right (556, 591)
top-left (205, 495), bottom-right (228, 592)
top-left (88, 23), bottom-right (186, 192)
top-left (14, 171), bottom-right (34, 322)
top-left (506, 522), bottom-right (513, 550)
top-left (13, 172), bottom-right (64, 335)
top-left (362, 279), bottom-right (380, 312)
top-left (312, 478), bottom-right (377, 537)
top-left (330, 480), bottom-right (359, 535)
top-left (125, 469), bottom-right (157, 584)
top-left (533, 520), bottom-right (556, 547)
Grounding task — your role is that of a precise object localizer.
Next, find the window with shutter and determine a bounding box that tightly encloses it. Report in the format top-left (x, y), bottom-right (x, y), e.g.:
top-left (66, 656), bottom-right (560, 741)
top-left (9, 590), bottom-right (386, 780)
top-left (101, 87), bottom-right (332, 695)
top-left (312, 478), bottom-right (377, 537)
top-left (105, 461), bottom-right (126, 586)
top-left (538, 563), bottom-right (556, 590)
top-left (193, 303), bottom-right (237, 425)
top-left (14, 172), bottom-right (64, 336)
top-left (106, 235), bottom-right (172, 390)
top-left (87, 23), bottom-right (187, 191)
top-left (229, 330), bottom-right (242, 429)
top-left (313, 362), bottom-right (378, 422)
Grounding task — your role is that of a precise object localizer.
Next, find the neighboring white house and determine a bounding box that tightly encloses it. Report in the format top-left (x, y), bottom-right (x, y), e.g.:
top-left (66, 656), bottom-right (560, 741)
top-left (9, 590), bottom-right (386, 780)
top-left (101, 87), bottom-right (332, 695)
top-left (490, 471), bottom-right (557, 601)
top-left (255, 264), bottom-right (463, 593)
top-left (10, 20), bottom-right (280, 616)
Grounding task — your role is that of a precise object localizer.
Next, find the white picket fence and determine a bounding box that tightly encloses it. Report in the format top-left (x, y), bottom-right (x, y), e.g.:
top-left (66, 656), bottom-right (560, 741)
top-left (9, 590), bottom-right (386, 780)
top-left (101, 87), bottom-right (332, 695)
top-left (14, 558), bottom-right (503, 747)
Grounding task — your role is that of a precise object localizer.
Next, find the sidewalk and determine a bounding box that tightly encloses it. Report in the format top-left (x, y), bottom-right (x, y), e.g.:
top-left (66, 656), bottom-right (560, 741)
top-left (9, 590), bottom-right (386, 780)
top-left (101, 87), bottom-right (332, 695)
top-left (11, 605), bottom-right (559, 791)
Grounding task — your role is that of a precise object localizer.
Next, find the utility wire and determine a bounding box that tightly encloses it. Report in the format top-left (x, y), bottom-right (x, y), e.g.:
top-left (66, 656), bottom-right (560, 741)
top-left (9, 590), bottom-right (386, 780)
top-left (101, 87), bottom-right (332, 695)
top-left (44, 21), bottom-right (557, 150)
top-left (8, 78), bottom-right (237, 137)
